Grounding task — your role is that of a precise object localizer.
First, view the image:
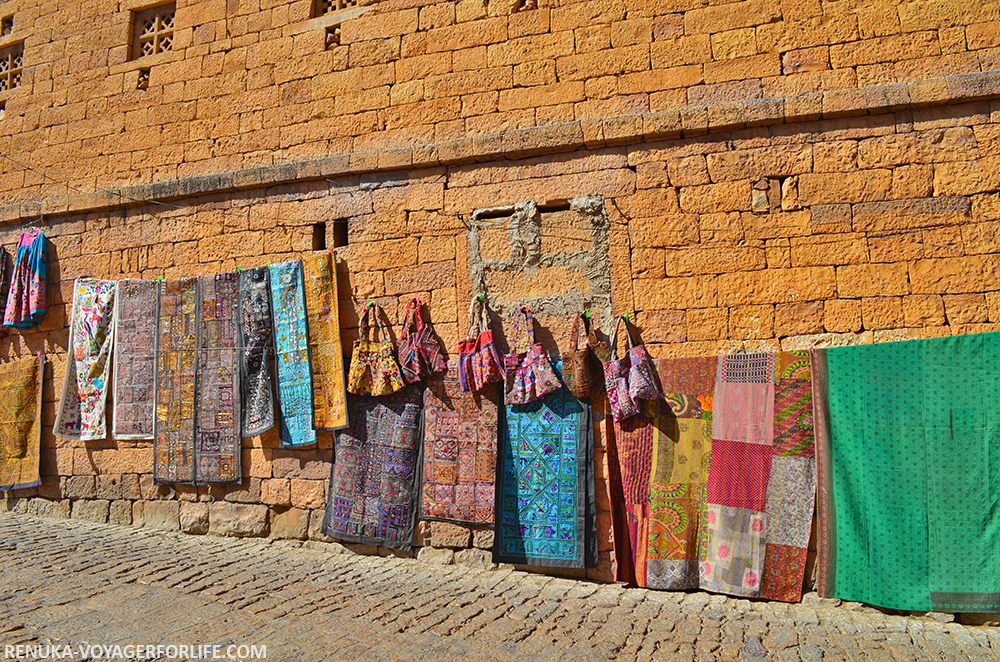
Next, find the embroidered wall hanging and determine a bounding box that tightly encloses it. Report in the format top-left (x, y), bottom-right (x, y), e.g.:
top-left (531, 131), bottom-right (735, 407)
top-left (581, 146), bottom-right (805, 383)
top-left (112, 279), bottom-right (158, 440)
top-left (0, 354), bottom-right (44, 491)
top-left (302, 251), bottom-right (348, 430)
top-left (269, 259), bottom-right (316, 448)
top-left (237, 267), bottom-right (274, 437)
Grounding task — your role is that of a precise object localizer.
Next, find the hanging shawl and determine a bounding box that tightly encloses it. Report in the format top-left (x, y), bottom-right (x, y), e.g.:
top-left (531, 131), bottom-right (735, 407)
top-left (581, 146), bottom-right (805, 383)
top-left (302, 251), bottom-right (348, 430)
top-left (269, 259), bottom-right (315, 448)
top-left (420, 360), bottom-right (499, 526)
top-left (237, 267), bottom-right (275, 437)
top-left (0, 353), bottom-right (44, 491)
top-left (194, 272), bottom-right (241, 483)
top-left (322, 384), bottom-right (423, 550)
top-left (812, 334), bottom-right (1000, 613)
top-left (0, 247), bottom-right (10, 338)
top-left (112, 279), bottom-right (158, 440)
top-left (154, 277), bottom-right (199, 484)
top-left (53, 278), bottom-right (116, 440)
top-left (495, 361), bottom-right (597, 568)
top-left (4, 229), bottom-right (47, 329)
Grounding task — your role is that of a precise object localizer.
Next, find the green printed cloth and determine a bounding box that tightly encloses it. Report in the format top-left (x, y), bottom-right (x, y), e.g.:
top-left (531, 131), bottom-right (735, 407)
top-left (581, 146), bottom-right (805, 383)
top-left (812, 333), bottom-right (1000, 612)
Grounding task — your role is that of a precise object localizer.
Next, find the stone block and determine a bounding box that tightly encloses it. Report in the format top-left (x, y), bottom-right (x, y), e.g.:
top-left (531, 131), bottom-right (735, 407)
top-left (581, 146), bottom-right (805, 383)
top-left (223, 478), bottom-right (262, 504)
top-left (851, 197), bottom-right (972, 232)
top-left (868, 230), bottom-right (923, 263)
top-left (308, 509), bottom-right (338, 542)
top-left (141, 500), bottom-right (180, 531)
top-left (774, 302), bottom-right (824, 337)
top-left (209, 502), bottom-right (269, 537)
top-left (824, 299), bottom-right (863, 333)
top-left (64, 475), bottom-right (96, 500)
top-left (837, 263), bottom-right (909, 298)
top-left (109, 500), bottom-right (132, 526)
top-left (261, 479), bottom-right (292, 506)
top-left (29, 498), bottom-right (71, 520)
top-left (180, 502), bottom-right (210, 535)
top-left (717, 267), bottom-right (837, 306)
top-left (861, 297), bottom-right (903, 330)
top-left (71, 499), bottom-right (110, 523)
top-left (384, 261), bottom-right (456, 296)
top-left (944, 293), bottom-right (988, 324)
top-left (472, 526), bottom-right (495, 550)
top-left (455, 548), bottom-right (495, 569)
top-left (290, 479), bottom-right (327, 509)
top-left (270, 450), bottom-right (332, 479)
top-left (910, 256), bottom-right (1000, 294)
top-left (729, 304), bottom-right (775, 340)
top-left (430, 521), bottom-right (472, 548)
top-left (270, 508), bottom-right (309, 540)
top-left (417, 546), bottom-right (455, 565)
top-left (903, 294), bottom-right (946, 326)
top-left (790, 234), bottom-right (868, 267)
top-left (799, 171), bottom-right (892, 206)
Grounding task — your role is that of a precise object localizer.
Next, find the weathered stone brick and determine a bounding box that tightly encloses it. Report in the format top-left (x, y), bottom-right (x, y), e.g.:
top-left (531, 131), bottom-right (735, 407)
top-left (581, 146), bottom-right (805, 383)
top-left (910, 256), bottom-right (1000, 294)
top-left (791, 233), bottom-right (868, 267)
top-left (729, 304), bottom-right (775, 339)
top-left (633, 275), bottom-right (718, 310)
top-left (665, 243), bottom-right (765, 276)
top-left (798, 170), bottom-right (893, 205)
top-left (290, 479), bottom-right (328, 510)
top-left (270, 508), bottom-right (309, 540)
top-left (261, 478), bottom-right (291, 506)
top-left (71, 499), bottom-right (110, 524)
top-left (180, 502), bottom-right (210, 535)
top-left (685, 0), bottom-right (780, 35)
top-left (687, 307), bottom-right (729, 340)
top-left (944, 293), bottom-right (988, 324)
top-left (774, 301), bottom-right (824, 336)
top-left (717, 267), bottom-right (837, 306)
top-left (384, 261), bottom-right (456, 296)
top-left (824, 299), bottom-right (862, 332)
top-left (922, 226), bottom-right (964, 258)
top-left (861, 297), bottom-right (903, 330)
top-left (903, 294), bottom-right (946, 326)
top-left (868, 230), bottom-right (924, 263)
top-left (705, 144), bottom-right (812, 182)
top-left (209, 502), bottom-right (268, 537)
top-left (837, 263), bottom-right (909, 298)
top-left (679, 181), bottom-right (751, 214)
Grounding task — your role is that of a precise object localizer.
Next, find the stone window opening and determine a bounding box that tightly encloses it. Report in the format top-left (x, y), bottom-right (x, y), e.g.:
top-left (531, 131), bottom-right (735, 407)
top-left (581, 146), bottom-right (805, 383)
top-left (514, 0), bottom-right (538, 12)
top-left (0, 16), bottom-right (13, 37)
top-left (132, 3), bottom-right (175, 60)
top-left (0, 101), bottom-right (6, 121)
top-left (0, 42), bottom-right (23, 92)
top-left (315, 0), bottom-right (359, 17)
top-left (136, 68), bottom-right (150, 90)
top-left (325, 25), bottom-right (341, 49)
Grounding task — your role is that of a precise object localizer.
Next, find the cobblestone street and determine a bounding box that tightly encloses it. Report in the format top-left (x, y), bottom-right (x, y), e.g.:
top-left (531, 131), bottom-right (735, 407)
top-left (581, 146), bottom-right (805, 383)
top-left (1, 514), bottom-right (998, 662)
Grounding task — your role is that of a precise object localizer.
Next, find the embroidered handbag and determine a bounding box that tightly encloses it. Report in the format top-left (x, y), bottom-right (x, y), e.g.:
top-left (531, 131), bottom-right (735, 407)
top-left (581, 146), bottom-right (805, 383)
top-left (397, 296), bottom-right (447, 385)
top-left (563, 313), bottom-right (612, 400)
top-left (504, 306), bottom-right (561, 405)
top-left (604, 316), bottom-right (663, 421)
top-left (458, 297), bottom-right (505, 392)
top-left (347, 303), bottom-right (404, 396)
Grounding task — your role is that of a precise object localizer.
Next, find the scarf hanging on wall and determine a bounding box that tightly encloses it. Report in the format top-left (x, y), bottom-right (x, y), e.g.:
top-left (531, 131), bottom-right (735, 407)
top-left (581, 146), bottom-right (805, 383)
top-left (812, 334), bottom-right (1000, 613)
top-left (53, 278), bottom-right (117, 441)
top-left (237, 267), bottom-right (275, 437)
top-left (322, 384), bottom-right (423, 550)
top-left (111, 279), bottom-right (158, 440)
top-left (495, 361), bottom-right (597, 568)
top-left (269, 259), bottom-right (315, 448)
top-left (154, 277), bottom-right (199, 484)
top-left (194, 272), bottom-right (241, 484)
top-left (302, 251), bottom-right (348, 430)
top-left (420, 360), bottom-right (498, 526)
top-left (4, 230), bottom-right (47, 329)
top-left (0, 354), bottom-right (44, 491)
top-left (0, 247), bottom-right (10, 339)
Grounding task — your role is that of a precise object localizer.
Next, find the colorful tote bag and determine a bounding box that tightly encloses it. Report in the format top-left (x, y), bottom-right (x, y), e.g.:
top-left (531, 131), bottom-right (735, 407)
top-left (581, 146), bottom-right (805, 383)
top-left (112, 279), bottom-right (158, 440)
top-left (53, 278), bottom-right (116, 441)
top-left (563, 313), bottom-right (610, 400)
top-left (4, 229), bottom-right (47, 329)
top-left (458, 297), bottom-right (503, 393)
top-left (194, 272), bottom-right (241, 484)
top-left (503, 306), bottom-right (560, 405)
top-left (397, 296), bottom-right (447, 385)
top-left (323, 384), bottom-right (423, 550)
top-left (495, 361), bottom-right (597, 568)
top-left (0, 353), bottom-right (44, 491)
top-left (604, 316), bottom-right (662, 421)
top-left (813, 334), bottom-right (1000, 613)
top-left (303, 251), bottom-right (349, 430)
top-left (269, 259), bottom-right (316, 448)
top-left (347, 303), bottom-right (404, 396)
top-left (420, 359), bottom-right (498, 525)
top-left (237, 267), bottom-right (275, 437)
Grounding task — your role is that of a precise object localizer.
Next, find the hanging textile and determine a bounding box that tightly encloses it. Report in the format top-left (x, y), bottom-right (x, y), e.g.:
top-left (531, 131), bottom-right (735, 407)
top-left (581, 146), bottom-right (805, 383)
top-left (0, 354), bottom-right (44, 491)
top-left (194, 273), bottom-right (241, 484)
top-left (812, 334), bottom-right (1000, 613)
top-left (112, 279), bottom-right (158, 440)
top-left (237, 267), bottom-right (274, 437)
top-left (613, 353), bottom-right (815, 602)
top-left (154, 277), bottom-right (199, 484)
top-left (4, 229), bottom-right (47, 329)
top-left (302, 251), bottom-right (348, 430)
top-left (495, 362), bottom-right (597, 568)
top-left (0, 247), bottom-right (10, 339)
top-left (420, 360), bottom-right (498, 526)
top-left (322, 384), bottom-right (423, 550)
top-left (53, 278), bottom-right (116, 441)
top-left (269, 259), bottom-right (315, 448)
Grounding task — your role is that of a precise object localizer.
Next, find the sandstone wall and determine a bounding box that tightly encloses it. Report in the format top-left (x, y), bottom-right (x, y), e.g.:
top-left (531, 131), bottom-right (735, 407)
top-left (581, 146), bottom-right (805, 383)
top-left (0, 0), bottom-right (999, 590)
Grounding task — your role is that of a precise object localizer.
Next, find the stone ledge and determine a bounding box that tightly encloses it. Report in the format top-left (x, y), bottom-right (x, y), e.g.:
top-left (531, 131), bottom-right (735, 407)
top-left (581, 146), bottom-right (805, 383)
top-left (2, 70), bottom-right (999, 223)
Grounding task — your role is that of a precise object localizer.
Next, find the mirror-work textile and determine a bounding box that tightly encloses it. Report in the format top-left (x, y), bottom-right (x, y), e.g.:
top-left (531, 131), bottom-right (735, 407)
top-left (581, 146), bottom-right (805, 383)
top-left (112, 280), bottom-right (158, 440)
top-left (323, 385), bottom-right (423, 550)
top-left (812, 334), bottom-right (1000, 612)
top-left (302, 251), bottom-right (348, 430)
top-left (613, 353), bottom-right (815, 602)
top-left (0, 354), bottom-right (44, 491)
top-left (194, 273), bottom-right (241, 483)
top-left (54, 278), bottom-right (116, 441)
top-left (420, 360), bottom-right (498, 525)
top-left (495, 363), bottom-right (597, 568)
top-left (269, 260), bottom-right (316, 448)
top-left (237, 267), bottom-right (275, 437)
top-left (154, 277), bottom-right (199, 483)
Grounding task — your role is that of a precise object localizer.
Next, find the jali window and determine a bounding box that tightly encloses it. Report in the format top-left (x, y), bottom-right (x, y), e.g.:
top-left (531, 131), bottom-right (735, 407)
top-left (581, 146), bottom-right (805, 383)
top-left (0, 42), bottom-right (23, 92)
top-left (132, 3), bottom-right (175, 59)
top-left (314, 0), bottom-right (359, 16)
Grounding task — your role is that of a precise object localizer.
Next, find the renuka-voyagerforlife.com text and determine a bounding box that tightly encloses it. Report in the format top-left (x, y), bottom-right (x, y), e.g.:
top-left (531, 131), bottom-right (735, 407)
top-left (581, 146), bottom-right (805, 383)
top-left (4, 644), bottom-right (267, 660)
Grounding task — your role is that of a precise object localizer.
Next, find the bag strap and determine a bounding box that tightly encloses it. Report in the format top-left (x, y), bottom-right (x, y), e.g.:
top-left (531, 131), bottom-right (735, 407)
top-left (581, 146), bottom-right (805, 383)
top-left (569, 313), bottom-right (585, 352)
top-left (360, 303), bottom-right (374, 341)
top-left (609, 315), bottom-right (629, 360)
top-left (584, 314), bottom-right (602, 349)
top-left (401, 296), bottom-right (420, 340)
top-left (513, 305), bottom-right (535, 353)
top-left (468, 296), bottom-right (488, 338)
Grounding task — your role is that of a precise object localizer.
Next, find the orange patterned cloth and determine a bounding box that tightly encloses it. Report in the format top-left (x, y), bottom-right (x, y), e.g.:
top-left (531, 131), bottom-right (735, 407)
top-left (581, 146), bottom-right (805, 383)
top-left (302, 252), bottom-right (348, 430)
top-left (0, 354), bottom-right (44, 491)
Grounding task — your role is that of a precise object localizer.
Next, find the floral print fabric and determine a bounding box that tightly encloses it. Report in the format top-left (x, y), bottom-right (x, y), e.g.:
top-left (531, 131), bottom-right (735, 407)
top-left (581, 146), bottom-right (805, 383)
top-left (4, 230), bottom-right (47, 329)
top-left (54, 279), bottom-right (117, 441)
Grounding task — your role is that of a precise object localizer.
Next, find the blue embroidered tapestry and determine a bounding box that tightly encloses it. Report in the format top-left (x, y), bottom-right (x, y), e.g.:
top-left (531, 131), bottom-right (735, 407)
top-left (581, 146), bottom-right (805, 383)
top-left (269, 260), bottom-right (316, 448)
top-left (495, 362), bottom-right (597, 568)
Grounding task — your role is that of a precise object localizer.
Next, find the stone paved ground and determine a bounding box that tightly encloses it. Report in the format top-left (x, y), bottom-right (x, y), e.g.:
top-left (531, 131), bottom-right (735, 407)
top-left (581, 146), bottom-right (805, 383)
top-left (1, 514), bottom-right (999, 662)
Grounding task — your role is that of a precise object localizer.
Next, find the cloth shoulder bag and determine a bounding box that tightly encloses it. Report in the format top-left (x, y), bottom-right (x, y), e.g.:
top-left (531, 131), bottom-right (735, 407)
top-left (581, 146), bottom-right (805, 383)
top-left (563, 313), bottom-right (611, 400)
top-left (603, 316), bottom-right (663, 421)
top-left (397, 296), bottom-right (447, 385)
top-left (504, 306), bottom-right (561, 405)
top-left (457, 297), bottom-right (504, 392)
top-left (347, 303), bottom-right (404, 396)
